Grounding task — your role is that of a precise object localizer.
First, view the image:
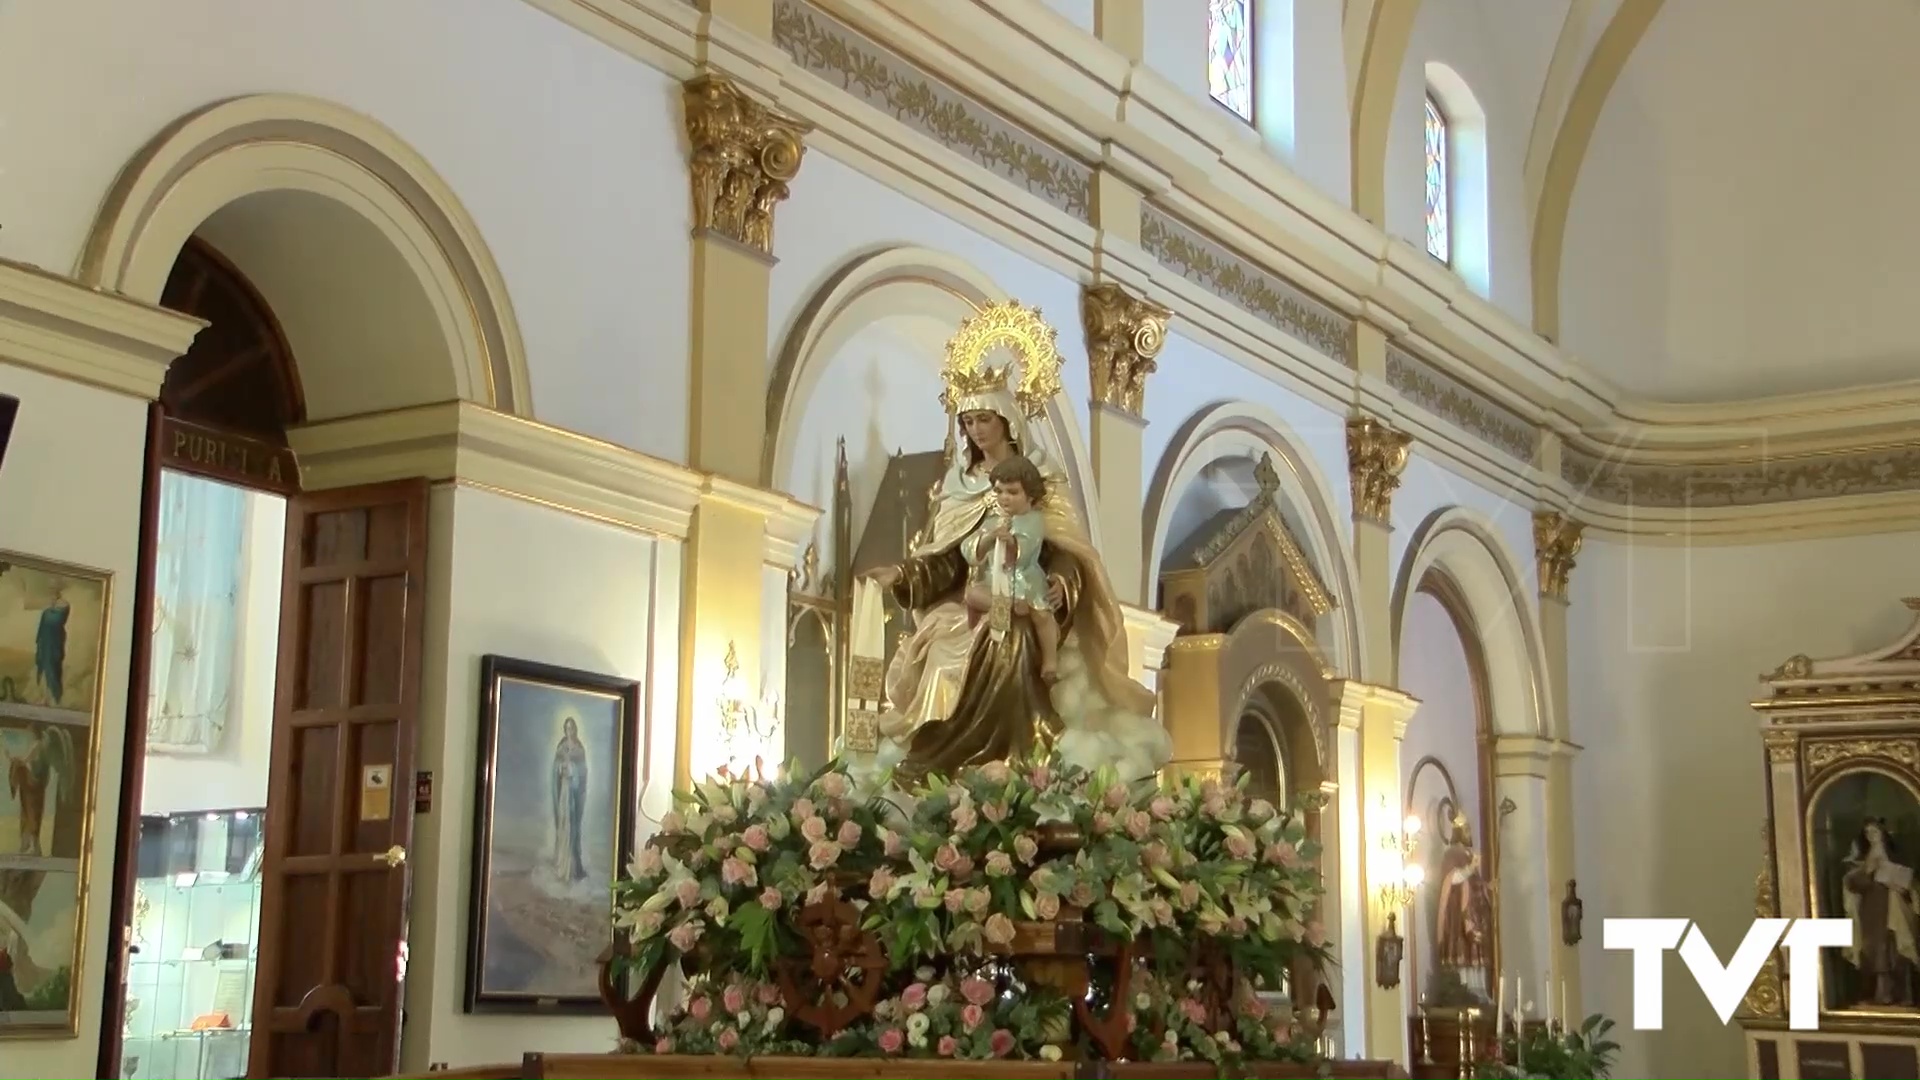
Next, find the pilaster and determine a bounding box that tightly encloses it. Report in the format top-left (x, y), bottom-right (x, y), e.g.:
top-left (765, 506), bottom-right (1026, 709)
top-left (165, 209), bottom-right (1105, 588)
top-left (677, 73), bottom-right (817, 788)
top-left (1338, 679), bottom-right (1420, 1062)
top-left (1532, 510), bottom-right (1585, 1020)
top-left (1092, 0), bottom-right (1146, 62)
top-left (1081, 281), bottom-right (1170, 603)
top-left (1341, 408), bottom-right (1414, 1060)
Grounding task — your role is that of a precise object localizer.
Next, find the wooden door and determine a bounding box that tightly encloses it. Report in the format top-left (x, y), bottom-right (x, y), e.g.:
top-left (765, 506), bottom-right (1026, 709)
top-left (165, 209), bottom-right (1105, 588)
top-left (249, 479), bottom-right (429, 1078)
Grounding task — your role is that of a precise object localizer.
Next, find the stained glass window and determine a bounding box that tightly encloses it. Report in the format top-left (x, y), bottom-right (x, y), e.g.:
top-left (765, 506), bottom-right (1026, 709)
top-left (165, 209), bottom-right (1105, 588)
top-left (1424, 94), bottom-right (1450, 264)
top-left (1208, 0), bottom-right (1254, 123)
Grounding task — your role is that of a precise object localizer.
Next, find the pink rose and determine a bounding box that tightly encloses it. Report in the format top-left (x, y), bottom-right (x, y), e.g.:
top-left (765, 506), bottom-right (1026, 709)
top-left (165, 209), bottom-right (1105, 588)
top-left (717, 1028), bottom-right (739, 1052)
top-left (689, 995), bottom-right (711, 1021)
top-left (742, 824), bottom-right (771, 852)
top-left (950, 803), bottom-right (978, 833)
top-left (1142, 841), bottom-right (1170, 869)
top-left (660, 811), bottom-right (685, 834)
top-left (723, 985), bottom-right (747, 1013)
top-left (961, 976), bottom-right (996, 1006)
top-left (961, 1002), bottom-right (985, 1029)
top-left (1248, 798), bottom-right (1276, 822)
top-left (1013, 834), bottom-right (1039, 864)
top-left (989, 1029), bottom-right (1016, 1057)
top-left (1149, 795), bottom-right (1175, 820)
top-left (934, 844), bottom-right (963, 873)
top-left (807, 880), bottom-right (833, 905)
top-left (982, 800), bottom-right (1008, 823)
top-left (1227, 915), bottom-right (1248, 935)
top-left (978, 760), bottom-right (1013, 785)
top-left (985, 851), bottom-right (1013, 877)
top-left (900, 982), bottom-right (928, 1010)
top-left (808, 840), bottom-right (842, 869)
top-left (722, 857), bottom-right (757, 887)
top-left (964, 888), bottom-right (991, 915)
top-left (1180, 998), bottom-right (1207, 1024)
top-left (1178, 881), bottom-right (1200, 907)
top-left (1224, 832), bottom-right (1255, 860)
top-left (1069, 881), bottom-right (1095, 908)
top-left (674, 878), bottom-right (701, 908)
top-left (1149, 898), bottom-right (1175, 926)
top-left (817, 771), bottom-right (850, 799)
top-left (951, 854), bottom-right (975, 879)
top-left (633, 846), bottom-right (664, 876)
top-left (937, 1035), bottom-right (958, 1057)
top-left (668, 919), bottom-right (704, 952)
top-left (1104, 784), bottom-right (1129, 810)
top-left (758, 886), bottom-right (782, 910)
top-left (790, 798), bottom-right (816, 821)
top-left (654, 1037), bottom-right (674, 1054)
top-left (881, 828), bottom-right (906, 856)
top-left (1244, 995), bottom-right (1268, 1020)
top-left (836, 819), bottom-right (863, 847)
top-left (945, 889), bottom-right (967, 913)
top-left (633, 910), bottom-right (665, 938)
top-left (869, 867), bottom-right (896, 897)
top-left (1027, 765), bottom-right (1052, 789)
top-left (877, 1028), bottom-right (905, 1054)
top-left (1033, 891), bottom-right (1061, 920)
top-left (757, 982), bottom-right (782, 1005)
top-left (1126, 810), bottom-right (1152, 839)
top-left (801, 816), bottom-right (829, 842)
top-left (983, 913), bottom-right (1017, 947)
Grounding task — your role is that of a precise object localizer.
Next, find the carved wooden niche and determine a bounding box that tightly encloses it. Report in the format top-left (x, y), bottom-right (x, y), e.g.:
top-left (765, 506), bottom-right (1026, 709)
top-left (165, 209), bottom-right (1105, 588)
top-left (1160, 453), bottom-right (1334, 637)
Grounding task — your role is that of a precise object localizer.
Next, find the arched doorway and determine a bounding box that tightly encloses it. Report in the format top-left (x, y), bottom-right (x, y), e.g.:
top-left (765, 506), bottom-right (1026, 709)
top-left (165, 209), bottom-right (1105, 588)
top-left (100, 236), bottom-right (429, 1080)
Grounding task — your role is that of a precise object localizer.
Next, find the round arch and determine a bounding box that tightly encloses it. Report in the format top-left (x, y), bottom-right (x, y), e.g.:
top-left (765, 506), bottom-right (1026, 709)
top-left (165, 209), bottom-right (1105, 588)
top-left (1389, 508), bottom-right (1548, 738)
top-left (764, 245), bottom-right (1100, 548)
top-left (1143, 401), bottom-right (1359, 676)
top-left (78, 93), bottom-right (531, 417)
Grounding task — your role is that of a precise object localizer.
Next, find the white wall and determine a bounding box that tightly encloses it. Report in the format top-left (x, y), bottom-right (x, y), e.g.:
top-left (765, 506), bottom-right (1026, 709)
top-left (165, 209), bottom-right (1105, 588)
top-left (0, 363), bottom-right (149, 1078)
top-left (1398, 591), bottom-right (1484, 1002)
top-left (1387, 0), bottom-right (1560, 322)
top-left (139, 488), bottom-right (285, 816)
top-left (1570, 531), bottom-right (1920, 1079)
top-left (0, 0), bottom-right (693, 460)
top-left (401, 486), bottom-right (679, 1070)
top-left (1387, 454), bottom-right (1536, 598)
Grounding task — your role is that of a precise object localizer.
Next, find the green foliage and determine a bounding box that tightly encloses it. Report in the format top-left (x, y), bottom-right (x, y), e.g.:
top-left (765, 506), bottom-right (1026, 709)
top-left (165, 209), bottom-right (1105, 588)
top-left (1472, 1014), bottom-right (1621, 1080)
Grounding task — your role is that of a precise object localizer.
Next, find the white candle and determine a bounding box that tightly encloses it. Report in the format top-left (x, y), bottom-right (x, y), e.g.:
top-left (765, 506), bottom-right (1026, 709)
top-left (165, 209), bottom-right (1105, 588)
top-left (1496, 974), bottom-right (1506, 1037)
top-left (1561, 980), bottom-right (1570, 1029)
top-left (1516, 976), bottom-right (1525, 1020)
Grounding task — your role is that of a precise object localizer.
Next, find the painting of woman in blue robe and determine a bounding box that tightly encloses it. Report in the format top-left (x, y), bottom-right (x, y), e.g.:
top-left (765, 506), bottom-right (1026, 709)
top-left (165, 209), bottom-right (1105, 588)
top-left (549, 716), bottom-right (590, 884)
top-left (33, 591), bottom-right (68, 707)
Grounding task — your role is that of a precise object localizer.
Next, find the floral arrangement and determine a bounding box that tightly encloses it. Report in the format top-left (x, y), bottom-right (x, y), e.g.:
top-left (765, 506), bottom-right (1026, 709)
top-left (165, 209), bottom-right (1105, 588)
top-left (612, 751), bottom-right (1331, 1065)
top-left (1471, 1014), bottom-right (1621, 1080)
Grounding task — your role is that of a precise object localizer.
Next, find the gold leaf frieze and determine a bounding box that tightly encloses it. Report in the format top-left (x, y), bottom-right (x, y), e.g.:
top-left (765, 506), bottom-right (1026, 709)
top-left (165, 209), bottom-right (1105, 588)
top-left (1082, 282), bottom-right (1171, 417)
top-left (1562, 441), bottom-right (1920, 509)
top-left (1138, 205), bottom-right (1354, 363)
top-left (1532, 511), bottom-right (1584, 601)
top-left (1385, 345), bottom-right (1536, 463)
top-left (771, 0), bottom-right (1091, 222)
top-left (1803, 737), bottom-right (1920, 777)
top-left (1346, 417), bottom-right (1411, 524)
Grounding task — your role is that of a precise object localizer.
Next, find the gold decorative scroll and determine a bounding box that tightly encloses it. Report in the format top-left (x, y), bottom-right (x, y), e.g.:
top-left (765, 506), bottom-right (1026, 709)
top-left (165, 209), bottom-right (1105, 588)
top-left (683, 75), bottom-right (813, 256)
top-left (1345, 416), bottom-right (1411, 524)
top-left (1803, 736), bottom-right (1920, 779)
top-left (1763, 730), bottom-right (1798, 764)
top-left (1742, 826), bottom-right (1784, 1018)
top-left (941, 301), bottom-right (1065, 418)
top-left (1081, 282), bottom-right (1171, 417)
top-left (1533, 511), bottom-right (1585, 601)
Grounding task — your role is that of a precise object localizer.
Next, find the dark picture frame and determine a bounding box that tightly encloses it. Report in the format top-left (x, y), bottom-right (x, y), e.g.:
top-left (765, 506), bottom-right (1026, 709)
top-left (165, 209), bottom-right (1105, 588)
top-left (464, 655), bottom-right (640, 1013)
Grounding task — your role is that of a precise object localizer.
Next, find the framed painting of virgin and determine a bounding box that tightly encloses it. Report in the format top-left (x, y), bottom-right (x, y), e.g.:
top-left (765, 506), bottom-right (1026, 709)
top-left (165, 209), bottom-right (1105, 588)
top-left (464, 655), bottom-right (640, 1013)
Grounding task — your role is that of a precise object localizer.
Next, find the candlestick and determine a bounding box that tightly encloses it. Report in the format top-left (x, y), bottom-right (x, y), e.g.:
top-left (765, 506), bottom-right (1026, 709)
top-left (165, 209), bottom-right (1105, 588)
top-left (1496, 973), bottom-right (1505, 1038)
top-left (1516, 976), bottom-right (1525, 1021)
top-left (1561, 979), bottom-right (1570, 1032)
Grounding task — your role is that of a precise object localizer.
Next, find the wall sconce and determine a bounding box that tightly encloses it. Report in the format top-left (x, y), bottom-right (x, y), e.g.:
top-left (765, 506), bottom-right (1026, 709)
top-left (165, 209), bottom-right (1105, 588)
top-left (713, 640), bottom-right (782, 779)
top-left (1374, 805), bottom-right (1425, 990)
top-left (1561, 878), bottom-right (1584, 946)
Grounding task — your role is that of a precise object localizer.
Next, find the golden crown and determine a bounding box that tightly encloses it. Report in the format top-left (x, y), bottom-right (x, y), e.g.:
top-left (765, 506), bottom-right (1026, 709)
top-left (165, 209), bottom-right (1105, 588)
top-left (941, 301), bottom-right (1065, 419)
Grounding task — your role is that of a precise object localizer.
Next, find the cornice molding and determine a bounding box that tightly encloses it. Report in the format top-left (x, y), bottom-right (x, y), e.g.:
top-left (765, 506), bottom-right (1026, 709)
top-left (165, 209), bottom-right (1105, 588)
top-left (0, 256), bottom-right (204, 399)
top-left (525, 0), bottom-right (1920, 536)
top-left (288, 401), bottom-right (821, 566)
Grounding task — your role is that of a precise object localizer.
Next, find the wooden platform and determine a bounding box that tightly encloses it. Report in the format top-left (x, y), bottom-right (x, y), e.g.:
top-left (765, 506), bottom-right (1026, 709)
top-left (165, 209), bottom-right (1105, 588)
top-left (392, 1054), bottom-right (1409, 1079)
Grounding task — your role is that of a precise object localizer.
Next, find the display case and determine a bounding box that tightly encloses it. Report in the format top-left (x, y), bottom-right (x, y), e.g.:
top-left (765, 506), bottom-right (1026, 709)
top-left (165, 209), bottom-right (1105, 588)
top-left (1738, 600), bottom-right (1920, 1079)
top-left (119, 808), bottom-right (264, 1080)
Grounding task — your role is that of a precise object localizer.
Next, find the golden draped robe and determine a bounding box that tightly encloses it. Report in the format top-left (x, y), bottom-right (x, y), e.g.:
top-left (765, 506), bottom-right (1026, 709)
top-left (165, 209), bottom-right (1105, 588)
top-left (882, 451), bottom-right (1162, 785)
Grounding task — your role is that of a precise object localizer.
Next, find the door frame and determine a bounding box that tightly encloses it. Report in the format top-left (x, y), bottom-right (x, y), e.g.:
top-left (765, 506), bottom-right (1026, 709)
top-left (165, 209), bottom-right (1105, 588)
top-left (95, 411), bottom-right (302, 1079)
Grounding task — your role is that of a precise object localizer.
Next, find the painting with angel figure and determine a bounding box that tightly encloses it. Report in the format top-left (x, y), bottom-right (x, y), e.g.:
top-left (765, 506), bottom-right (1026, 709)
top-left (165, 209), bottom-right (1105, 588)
top-left (465, 655), bottom-right (639, 1013)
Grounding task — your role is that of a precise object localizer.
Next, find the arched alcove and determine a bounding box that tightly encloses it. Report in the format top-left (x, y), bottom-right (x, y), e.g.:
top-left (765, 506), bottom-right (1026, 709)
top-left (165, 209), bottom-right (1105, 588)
top-left (765, 246), bottom-right (1102, 565)
top-left (1144, 402), bottom-right (1358, 677)
top-left (79, 93), bottom-right (532, 418)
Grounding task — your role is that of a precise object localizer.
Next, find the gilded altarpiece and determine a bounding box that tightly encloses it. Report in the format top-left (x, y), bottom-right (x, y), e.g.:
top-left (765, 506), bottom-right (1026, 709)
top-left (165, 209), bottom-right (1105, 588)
top-left (1157, 455), bottom-right (1340, 1010)
top-left (1741, 599), bottom-right (1920, 1080)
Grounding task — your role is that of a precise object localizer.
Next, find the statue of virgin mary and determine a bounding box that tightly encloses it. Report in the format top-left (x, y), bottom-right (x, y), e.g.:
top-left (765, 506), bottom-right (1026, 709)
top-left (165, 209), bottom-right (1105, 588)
top-left (848, 302), bottom-right (1171, 786)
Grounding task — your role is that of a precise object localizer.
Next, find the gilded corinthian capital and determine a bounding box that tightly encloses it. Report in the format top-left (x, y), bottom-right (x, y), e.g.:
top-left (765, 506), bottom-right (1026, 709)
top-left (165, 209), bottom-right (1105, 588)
top-left (1081, 282), bottom-right (1172, 416)
top-left (1345, 416), bottom-right (1411, 524)
top-left (1533, 510), bottom-right (1584, 600)
top-left (683, 75), bottom-right (813, 257)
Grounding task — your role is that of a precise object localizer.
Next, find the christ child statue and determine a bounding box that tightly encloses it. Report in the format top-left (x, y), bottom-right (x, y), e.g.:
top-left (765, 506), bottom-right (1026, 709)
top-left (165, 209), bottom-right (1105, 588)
top-left (964, 454), bottom-right (1060, 684)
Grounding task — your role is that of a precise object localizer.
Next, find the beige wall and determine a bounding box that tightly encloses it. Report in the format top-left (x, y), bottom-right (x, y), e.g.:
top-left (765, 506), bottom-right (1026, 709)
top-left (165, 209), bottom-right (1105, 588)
top-left (0, 363), bottom-right (149, 1078)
